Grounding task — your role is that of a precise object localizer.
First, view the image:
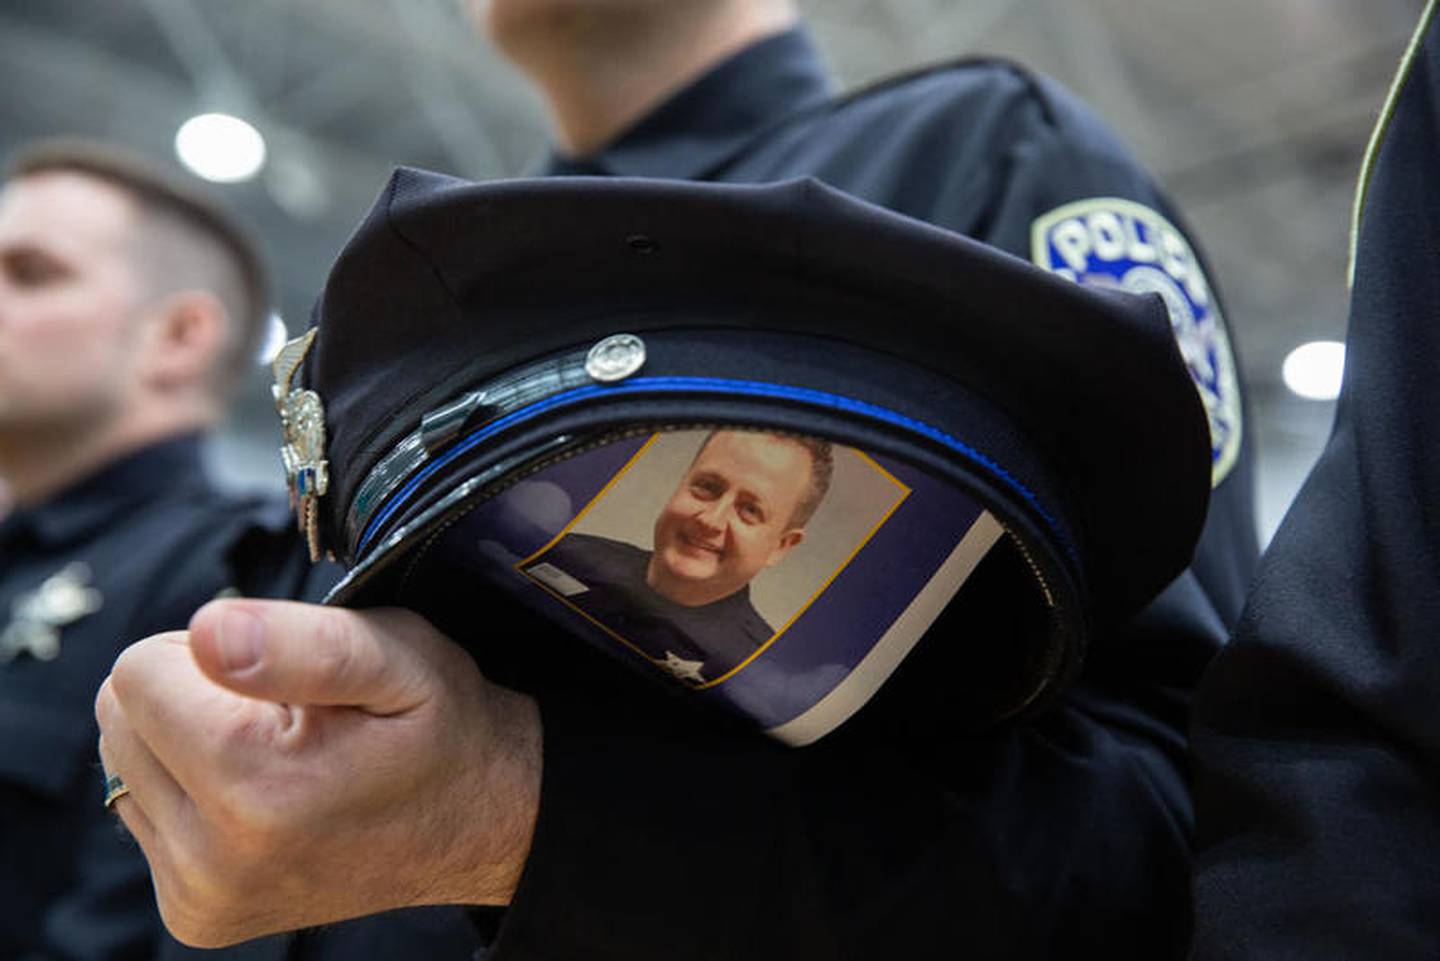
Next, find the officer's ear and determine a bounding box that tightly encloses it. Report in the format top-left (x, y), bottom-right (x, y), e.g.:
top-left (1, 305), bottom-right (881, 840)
top-left (137, 290), bottom-right (228, 395)
top-left (765, 528), bottom-right (806, 567)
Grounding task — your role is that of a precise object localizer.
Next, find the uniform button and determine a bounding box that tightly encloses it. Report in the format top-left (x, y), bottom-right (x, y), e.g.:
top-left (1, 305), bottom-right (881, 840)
top-left (585, 333), bottom-right (647, 383)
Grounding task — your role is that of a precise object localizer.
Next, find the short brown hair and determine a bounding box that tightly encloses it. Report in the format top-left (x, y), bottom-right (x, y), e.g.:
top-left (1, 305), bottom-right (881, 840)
top-left (698, 429), bottom-right (834, 528)
top-left (5, 138), bottom-right (270, 399)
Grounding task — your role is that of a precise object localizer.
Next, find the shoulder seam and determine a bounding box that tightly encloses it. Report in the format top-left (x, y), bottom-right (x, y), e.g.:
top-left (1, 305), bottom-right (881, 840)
top-left (832, 56), bottom-right (1059, 126)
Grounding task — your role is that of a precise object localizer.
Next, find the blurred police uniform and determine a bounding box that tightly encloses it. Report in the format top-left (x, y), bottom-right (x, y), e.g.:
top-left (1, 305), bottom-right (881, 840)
top-left (0, 437), bottom-right (312, 960)
top-left (0, 140), bottom-right (480, 961)
top-left (464, 26), bottom-right (1258, 960)
top-left (1191, 3), bottom-right (1440, 956)
top-left (0, 140), bottom-right (301, 960)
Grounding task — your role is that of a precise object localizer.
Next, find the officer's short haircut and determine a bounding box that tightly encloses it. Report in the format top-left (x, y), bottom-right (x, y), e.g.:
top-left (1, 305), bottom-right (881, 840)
top-left (5, 138), bottom-right (269, 400)
top-left (697, 429), bottom-right (834, 528)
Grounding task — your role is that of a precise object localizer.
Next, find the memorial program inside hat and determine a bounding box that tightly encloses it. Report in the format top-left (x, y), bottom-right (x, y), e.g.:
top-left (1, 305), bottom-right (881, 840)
top-left (279, 170), bottom-right (1210, 744)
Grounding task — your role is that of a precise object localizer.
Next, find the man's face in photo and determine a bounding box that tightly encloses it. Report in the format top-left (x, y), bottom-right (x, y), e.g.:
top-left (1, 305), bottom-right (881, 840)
top-left (648, 431), bottom-right (811, 607)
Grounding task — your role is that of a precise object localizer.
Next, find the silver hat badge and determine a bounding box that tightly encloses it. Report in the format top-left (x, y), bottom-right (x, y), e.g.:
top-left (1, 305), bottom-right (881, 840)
top-left (272, 328), bottom-right (330, 561)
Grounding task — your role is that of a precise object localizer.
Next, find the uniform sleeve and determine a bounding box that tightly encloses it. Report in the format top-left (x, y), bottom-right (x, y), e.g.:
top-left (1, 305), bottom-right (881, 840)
top-left (1190, 7), bottom-right (1440, 957)
top-left (940, 72), bottom-right (1258, 623)
top-left (481, 615), bottom-right (1200, 961)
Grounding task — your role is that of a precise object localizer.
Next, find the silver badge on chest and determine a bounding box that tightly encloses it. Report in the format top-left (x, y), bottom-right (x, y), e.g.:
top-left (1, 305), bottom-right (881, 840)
top-left (0, 562), bottom-right (104, 664)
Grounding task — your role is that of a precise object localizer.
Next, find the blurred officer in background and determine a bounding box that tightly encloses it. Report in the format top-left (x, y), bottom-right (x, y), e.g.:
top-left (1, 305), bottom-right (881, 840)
top-left (94, 1), bottom-right (1260, 958)
top-left (1191, 2), bottom-right (1440, 956)
top-left (0, 140), bottom-right (273, 959)
top-left (0, 143), bottom-right (478, 961)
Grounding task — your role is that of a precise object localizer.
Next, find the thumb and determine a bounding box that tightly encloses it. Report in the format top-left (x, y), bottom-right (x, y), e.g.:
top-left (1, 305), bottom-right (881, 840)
top-left (188, 599), bottom-right (442, 714)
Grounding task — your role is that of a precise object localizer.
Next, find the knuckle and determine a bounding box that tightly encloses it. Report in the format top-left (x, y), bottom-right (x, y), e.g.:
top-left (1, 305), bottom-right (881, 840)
top-left (211, 710), bottom-right (266, 759)
top-left (106, 633), bottom-right (175, 699)
top-left (106, 644), bottom-right (143, 697)
top-left (206, 703), bottom-right (300, 775)
top-left (93, 676), bottom-right (118, 727)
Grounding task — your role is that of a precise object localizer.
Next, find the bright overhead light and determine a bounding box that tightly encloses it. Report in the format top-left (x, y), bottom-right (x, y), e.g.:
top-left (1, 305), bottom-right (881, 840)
top-left (257, 312), bottom-right (289, 365)
top-left (1282, 340), bottom-right (1346, 401)
top-left (174, 112), bottom-right (266, 183)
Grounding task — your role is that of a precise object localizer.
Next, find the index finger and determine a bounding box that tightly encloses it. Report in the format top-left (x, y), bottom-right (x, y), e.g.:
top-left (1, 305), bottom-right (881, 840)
top-left (106, 632), bottom-right (288, 799)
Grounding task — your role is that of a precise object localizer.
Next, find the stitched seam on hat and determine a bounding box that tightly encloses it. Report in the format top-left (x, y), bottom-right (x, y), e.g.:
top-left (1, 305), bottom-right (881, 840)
top-left (343, 172), bottom-right (473, 492)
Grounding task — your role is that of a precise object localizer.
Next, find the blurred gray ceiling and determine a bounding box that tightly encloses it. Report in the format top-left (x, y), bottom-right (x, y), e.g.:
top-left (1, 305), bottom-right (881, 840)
top-left (0, 0), bottom-right (1426, 517)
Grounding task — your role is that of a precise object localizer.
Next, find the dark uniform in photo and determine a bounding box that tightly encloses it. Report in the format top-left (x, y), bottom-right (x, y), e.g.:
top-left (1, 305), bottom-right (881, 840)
top-left (525, 532), bottom-right (772, 683)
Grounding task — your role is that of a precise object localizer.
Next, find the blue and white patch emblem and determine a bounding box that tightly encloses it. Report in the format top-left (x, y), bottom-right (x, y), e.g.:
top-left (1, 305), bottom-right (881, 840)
top-left (1031, 198), bottom-right (1241, 486)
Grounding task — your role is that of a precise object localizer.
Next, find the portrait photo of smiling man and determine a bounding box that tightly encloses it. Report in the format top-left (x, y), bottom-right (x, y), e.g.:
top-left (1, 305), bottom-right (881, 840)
top-left (520, 429), bottom-right (835, 684)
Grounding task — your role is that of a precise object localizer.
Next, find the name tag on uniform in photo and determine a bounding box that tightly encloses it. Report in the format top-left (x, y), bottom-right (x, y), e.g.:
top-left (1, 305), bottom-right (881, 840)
top-left (526, 563), bottom-right (589, 597)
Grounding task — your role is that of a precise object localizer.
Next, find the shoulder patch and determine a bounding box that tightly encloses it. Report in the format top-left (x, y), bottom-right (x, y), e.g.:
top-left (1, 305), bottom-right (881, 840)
top-left (1030, 198), bottom-right (1241, 487)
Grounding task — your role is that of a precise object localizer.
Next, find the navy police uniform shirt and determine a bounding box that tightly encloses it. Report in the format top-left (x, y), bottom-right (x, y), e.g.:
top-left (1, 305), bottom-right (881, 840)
top-left (1191, 4), bottom-right (1440, 957)
top-left (0, 436), bottom-right (300, 960)
top-left (455, 26), bottom-right (1261, 961)
top-left (523, 533), bottom-right (772, 684)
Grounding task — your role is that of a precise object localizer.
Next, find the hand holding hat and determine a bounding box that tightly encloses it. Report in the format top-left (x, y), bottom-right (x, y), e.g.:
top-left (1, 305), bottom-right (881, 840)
top-left (94, 600), bottom-right (540, 946)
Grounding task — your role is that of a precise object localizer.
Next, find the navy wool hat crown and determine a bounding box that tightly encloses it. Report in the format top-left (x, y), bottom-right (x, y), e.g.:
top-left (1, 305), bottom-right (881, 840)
top-left (278, 168), bottom-right (1211, 739)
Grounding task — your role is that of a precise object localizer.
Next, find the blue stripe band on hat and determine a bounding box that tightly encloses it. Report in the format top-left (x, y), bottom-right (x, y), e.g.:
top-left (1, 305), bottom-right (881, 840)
top-left (356, 376), bottom-right (1066, 558)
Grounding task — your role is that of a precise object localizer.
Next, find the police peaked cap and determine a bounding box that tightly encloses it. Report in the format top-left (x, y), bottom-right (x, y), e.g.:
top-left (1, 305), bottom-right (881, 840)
top-left (293, 169), bottom-right (1211, 726)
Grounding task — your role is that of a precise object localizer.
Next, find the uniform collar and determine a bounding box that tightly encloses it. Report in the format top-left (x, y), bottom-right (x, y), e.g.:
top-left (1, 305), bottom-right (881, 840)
top-left (0, 434), bottom-right (208, 552)
top-left (702, 581), bottom-right (754, 616)
top-left (542, 27), bottom-right (836, 180)
top-left (652, 580), bottom-right (755, 617)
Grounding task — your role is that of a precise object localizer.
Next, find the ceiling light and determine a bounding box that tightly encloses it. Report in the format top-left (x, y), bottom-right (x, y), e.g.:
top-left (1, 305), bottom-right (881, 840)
top-left (174, 112), bottom-right (267, 183)
top-left (1282, 340), bottom-right (1346, 401)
